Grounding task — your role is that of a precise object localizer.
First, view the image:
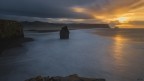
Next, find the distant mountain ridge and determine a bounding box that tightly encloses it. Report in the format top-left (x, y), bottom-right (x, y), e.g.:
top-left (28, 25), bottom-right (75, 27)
top-left (21, 21), bottom-right (111, 28)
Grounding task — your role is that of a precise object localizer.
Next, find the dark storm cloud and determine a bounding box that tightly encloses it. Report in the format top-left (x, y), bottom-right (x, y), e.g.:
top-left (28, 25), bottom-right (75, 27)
top-left (0, 0), bottom-right (144, 24)
top-left (0, 0), bottom-right (95, 18)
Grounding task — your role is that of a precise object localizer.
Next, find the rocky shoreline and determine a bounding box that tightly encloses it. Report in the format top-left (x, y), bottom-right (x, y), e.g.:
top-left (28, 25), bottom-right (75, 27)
top-left (25, 74), bottom-right (106, 81)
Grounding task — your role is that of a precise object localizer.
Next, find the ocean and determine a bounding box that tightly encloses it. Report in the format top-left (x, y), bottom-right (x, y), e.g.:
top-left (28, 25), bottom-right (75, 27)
top-left (0, 28), bottom-right (144, 81)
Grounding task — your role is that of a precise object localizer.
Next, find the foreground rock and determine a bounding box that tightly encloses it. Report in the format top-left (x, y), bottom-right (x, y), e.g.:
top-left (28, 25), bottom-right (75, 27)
top-left (25, 74), bottom-right (106, 81)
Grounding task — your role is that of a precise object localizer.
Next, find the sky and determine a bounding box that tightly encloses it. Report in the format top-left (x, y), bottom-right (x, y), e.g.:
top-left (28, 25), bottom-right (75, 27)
top-left (0, 0), bottom-right (144, 28)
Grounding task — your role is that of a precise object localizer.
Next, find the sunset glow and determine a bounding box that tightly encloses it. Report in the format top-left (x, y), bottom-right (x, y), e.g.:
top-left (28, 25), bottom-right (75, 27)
top-left (0, 0), bottom-right (144, 28)
top-left (116, 17), bottom-right (129, 23)
top-left (71, 0), bottom-right (144, 28)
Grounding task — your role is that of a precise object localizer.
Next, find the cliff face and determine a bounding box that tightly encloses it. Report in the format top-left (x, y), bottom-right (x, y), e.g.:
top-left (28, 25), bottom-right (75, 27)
top-left (0, 20), bottom-right (24, 54)
top-left (25, 74), bottom-right (106, 81)
top-left (0, 19), bottom-right (24, 40)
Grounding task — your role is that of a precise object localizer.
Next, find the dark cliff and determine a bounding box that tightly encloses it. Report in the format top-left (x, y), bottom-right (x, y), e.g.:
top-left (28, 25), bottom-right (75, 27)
top-left (0, 19), bottom-right (24, 40)
top-left (25, 74), bottom-right (105, 81)
top-left (0, 19), bottom-right (24, 54)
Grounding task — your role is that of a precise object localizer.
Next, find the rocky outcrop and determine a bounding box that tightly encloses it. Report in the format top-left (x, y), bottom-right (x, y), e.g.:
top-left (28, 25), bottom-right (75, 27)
top-left (25, 74), bottom-right (106, 81)
top-left (0, 19), bottom-right (24, 40)
top-left (0, 19), bottom-right (24, 54)
top-left (60, 26), bottom-right (70, 39)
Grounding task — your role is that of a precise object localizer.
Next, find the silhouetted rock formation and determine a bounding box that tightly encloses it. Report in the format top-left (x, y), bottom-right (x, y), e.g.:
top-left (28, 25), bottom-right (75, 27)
top-left (0, 19), bottom-right (24, 40)
top-left (0, 19), bottom-right (24, 54)
top-left (25, 74), bottom-right (106, 81)
top-left (60, 26), bottom-right (70, 39)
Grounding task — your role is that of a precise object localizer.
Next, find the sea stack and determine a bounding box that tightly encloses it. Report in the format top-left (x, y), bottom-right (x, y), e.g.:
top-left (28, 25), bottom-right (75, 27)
top-left (60, 26), bottom-right (69, 39)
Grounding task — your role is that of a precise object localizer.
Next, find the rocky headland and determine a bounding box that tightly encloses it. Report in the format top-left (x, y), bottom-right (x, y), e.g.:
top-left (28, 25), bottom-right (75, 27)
top-left (0, 19), bottom-right (24, 40)
top-left (25, 74), bottom-right (106, 81)
top-left (0, 19), bottom-right (26, 54)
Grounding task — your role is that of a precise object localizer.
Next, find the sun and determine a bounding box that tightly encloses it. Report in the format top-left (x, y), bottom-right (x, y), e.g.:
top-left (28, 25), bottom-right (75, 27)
top-left (116, 17), bottom-right (129, 23)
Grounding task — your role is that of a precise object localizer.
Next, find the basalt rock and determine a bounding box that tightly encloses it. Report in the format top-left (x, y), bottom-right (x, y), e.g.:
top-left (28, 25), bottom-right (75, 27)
top-left (60, 26), bottom-right (69, 39)
top-left (0, 19), bottom-right (24, 54)
top-left (25, 74), bottom-right (106, 81)
top-left (0, 19), bottom-right (24, 40)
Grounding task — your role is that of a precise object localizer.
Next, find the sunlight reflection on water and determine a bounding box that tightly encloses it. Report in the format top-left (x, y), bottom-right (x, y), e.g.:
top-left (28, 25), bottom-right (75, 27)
top-left (112, 35), bottom-right (126, 72)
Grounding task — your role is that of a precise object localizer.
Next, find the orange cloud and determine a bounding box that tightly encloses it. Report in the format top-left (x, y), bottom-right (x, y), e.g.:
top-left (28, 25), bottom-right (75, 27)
top-left (71, 0), bottom-right (144, 28)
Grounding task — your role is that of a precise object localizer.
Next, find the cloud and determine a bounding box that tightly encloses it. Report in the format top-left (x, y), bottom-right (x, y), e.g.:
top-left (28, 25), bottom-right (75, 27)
top-left (129, 21), bottom-right (144, 25)
top-left (0, 0), bottom-right (144, 25)
top-left (0, 0), bottom-right (95, 18)
top-left (72, 0), bottom-right (144, 22)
